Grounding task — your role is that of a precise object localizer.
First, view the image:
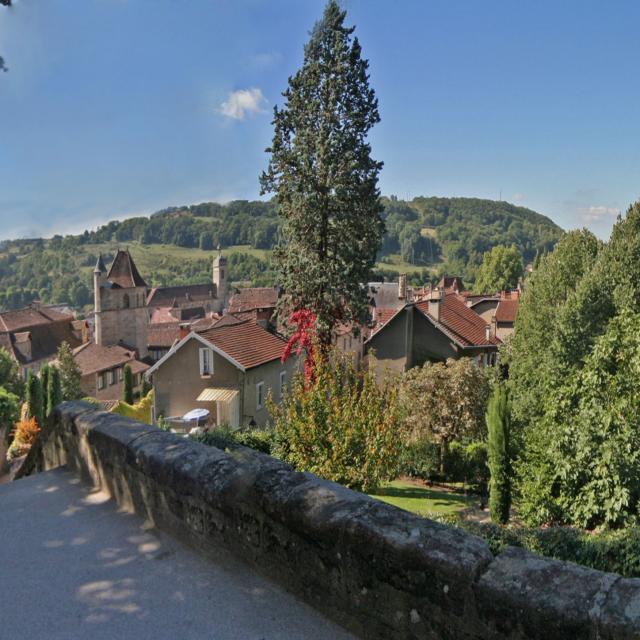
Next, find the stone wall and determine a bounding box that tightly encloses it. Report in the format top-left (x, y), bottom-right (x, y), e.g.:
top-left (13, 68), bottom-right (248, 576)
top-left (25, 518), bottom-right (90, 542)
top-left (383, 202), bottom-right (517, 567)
top-left (20, 403), bottom-right (640, 639)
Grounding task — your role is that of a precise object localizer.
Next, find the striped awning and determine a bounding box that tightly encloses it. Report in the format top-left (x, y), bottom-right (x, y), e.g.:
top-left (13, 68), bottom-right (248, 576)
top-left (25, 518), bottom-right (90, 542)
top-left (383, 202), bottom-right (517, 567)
top-left (196, 387), bottom-right (239, 403)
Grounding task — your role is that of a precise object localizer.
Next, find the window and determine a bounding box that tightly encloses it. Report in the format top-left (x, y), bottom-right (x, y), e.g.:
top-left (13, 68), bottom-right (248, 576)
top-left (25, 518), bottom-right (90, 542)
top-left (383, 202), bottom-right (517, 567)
top-left (256, 381), bottom-right (265, 410)
top-left (279, 371), bottom-right (286, 398)
top-left (123, 293), bottom-right (130, 309)
top-left (97, 373), bottom-right (105, 390)
top-left (199, 347), bottom-right (214, 376)
top-left (108, 370), bottom-right (116, 385)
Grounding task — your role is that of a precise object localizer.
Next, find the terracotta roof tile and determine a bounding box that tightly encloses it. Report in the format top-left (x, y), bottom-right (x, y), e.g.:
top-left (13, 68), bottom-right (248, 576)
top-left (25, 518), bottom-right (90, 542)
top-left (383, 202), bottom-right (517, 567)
top-left (368, 307), bottom-right (405, 339)
top-left (228, 287), bottom-right (278, 313)
top-left (416, 293), bottom-right (500, 348)
top-left (198, 320), bottom-right (287, 369)
top-left (495, 299), bottom-right (519, 323)
top-left (72, 342), bottom-right (149, 377)
top-left (107, 250), bottom-right (148, 289)
top-left (147, 325), bottom-right (181, 348)
top-left (147, 284), bottom-right (216, 307)
top-left (0, 306), bottom-right (83, 365)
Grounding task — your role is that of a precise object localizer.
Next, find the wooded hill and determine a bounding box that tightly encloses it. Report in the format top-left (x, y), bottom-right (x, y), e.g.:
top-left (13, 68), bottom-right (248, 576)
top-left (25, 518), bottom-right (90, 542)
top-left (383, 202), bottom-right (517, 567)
top-left (0, 196), bottom-right (562, 311)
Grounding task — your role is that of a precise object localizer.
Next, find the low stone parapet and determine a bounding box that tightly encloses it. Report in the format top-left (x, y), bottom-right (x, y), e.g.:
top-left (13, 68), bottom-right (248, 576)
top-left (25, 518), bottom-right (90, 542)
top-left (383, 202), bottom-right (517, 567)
top-left (19, 402), bottom-right (640, 639)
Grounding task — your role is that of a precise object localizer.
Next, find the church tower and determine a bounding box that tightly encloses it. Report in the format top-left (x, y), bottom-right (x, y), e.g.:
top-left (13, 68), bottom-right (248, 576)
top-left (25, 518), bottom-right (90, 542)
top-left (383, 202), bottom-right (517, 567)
top-left (93, 250), bottom-right (149, 358)
top-left (93, 254), bottom-right (107, 346)
top-left (212, 248), bottom-right (228, 312)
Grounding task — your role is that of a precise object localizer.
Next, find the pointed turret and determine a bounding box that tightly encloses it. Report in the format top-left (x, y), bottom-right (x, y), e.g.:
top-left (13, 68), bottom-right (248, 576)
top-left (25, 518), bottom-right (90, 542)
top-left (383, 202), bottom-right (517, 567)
top-left (94, 254), bottom-right (107, 274)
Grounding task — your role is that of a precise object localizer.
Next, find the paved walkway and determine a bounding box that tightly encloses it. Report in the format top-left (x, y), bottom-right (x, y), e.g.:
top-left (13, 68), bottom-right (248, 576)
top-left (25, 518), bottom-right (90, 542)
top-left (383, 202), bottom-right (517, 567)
top-left (0, 468), bottom-right (355, 640)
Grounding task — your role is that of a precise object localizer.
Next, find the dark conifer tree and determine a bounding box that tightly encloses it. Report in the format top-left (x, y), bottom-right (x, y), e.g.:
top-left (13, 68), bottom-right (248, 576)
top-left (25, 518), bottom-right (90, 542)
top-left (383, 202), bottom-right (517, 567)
top-left (260, 0), bottom-right (384, 346)
top-left (123, 365), bottom-right (134, 405)
top-left (486, 383), bottom-right (511, 524)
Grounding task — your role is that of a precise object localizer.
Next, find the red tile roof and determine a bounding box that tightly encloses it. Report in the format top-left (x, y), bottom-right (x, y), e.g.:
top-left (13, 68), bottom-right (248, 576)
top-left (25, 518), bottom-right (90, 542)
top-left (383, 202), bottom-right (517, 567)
top-left (146, 284), bottom-right (217, 307)
top-left (0, 306), bottom-right (72, 332)
top-left (368, 307), bottom-right (404, 338)
top-left (0, 306), bottom-right (83, 365)
top-left (416, 293), bottom-right (500, 348)
top-left (197, 320), bottom-right (287, 369)
top-left (228, 287), bottom-right (278, 313)
top-left (72, 342), bottom-right (149, 377)
top-left (107, 250), bottom-right (148, 289)
top-left (147, 325), bottom-right (181, 348)
top-left (495, 299), bottom-right (519, 323)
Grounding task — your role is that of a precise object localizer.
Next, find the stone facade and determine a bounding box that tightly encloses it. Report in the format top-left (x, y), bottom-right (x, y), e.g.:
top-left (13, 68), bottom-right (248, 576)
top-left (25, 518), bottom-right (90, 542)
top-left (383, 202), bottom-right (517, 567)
top-left (21, 403), bottom-right (640, 640)
top-left (93, 249), bottom-right (227, 359)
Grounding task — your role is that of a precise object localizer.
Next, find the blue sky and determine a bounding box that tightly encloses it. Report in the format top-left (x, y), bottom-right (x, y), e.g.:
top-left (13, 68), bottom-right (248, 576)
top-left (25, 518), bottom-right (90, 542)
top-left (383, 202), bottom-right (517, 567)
top-left (1, 0), bottom-right (638, 240)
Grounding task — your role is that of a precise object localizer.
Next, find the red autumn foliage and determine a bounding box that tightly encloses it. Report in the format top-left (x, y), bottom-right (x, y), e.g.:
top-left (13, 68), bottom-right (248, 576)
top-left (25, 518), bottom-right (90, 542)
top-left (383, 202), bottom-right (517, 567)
top-left (282, 309), bottom-right (317, 381)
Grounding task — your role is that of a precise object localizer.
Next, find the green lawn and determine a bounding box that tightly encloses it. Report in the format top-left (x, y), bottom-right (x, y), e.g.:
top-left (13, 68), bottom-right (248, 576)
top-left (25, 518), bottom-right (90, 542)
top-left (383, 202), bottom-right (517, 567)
top-left (370, 479), bottom-right (474, 516)
top-left (375, 252), bottom-right (441, 276)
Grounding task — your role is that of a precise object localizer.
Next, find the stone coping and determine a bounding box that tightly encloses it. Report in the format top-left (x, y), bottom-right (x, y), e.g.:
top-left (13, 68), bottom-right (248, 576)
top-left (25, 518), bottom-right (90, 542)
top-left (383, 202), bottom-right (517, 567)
top-left (19, 402), bottom-right (640, 640)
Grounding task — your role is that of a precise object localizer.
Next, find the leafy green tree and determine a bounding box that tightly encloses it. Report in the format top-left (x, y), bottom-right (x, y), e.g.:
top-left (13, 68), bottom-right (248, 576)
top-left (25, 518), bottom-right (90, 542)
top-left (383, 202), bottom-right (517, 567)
top-left (260, 0), bottom-right (384, 346)
top-left (25, 370), bottom-right (44, 427)
top-left (0, 387), bottom-right (20, 448)
top-left (123, 364), bottom-right (134, 405)
top-left (0, 347), bottom-right (22, 396)
top-left (486, 384), bottom-right (511, 524)
top-left (57, 341), bottom-right (83, 401)
top-left (514, 202), bottom-right (640, 528)
top-left (271, 351), bottom-right (402, 492)
top-left (399, 358), bottom-right (492, 472)
top-left (474, 244), bottom-right (524, 293)
top-left (46, 366), bottom-right (62, 417)
top-left (199, 231), bottom-right (214, 251)
top-left (506, 229), bottom-right (600, 429)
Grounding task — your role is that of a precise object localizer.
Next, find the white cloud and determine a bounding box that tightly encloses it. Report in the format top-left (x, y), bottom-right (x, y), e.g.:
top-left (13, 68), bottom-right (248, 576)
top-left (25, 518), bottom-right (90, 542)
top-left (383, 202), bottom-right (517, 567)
top-left (578, 205), bottom-right (620, 223)
top-left (218, 88), bottom-right (267, 120)
top-left (512, 193), bottom-right (526, 203)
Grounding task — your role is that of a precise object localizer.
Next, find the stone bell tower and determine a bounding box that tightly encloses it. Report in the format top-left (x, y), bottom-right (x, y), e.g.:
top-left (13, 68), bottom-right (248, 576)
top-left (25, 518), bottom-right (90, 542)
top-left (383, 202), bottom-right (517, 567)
top-left (212, 248), bottom-right (227, 312)
top-left (93, 250), bottom-right (149, 358)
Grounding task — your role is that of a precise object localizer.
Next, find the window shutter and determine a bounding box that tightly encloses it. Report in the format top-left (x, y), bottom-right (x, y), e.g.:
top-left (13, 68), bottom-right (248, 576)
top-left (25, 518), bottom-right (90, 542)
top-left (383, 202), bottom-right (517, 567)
top-left (199, 348), bottom-right (205, 376)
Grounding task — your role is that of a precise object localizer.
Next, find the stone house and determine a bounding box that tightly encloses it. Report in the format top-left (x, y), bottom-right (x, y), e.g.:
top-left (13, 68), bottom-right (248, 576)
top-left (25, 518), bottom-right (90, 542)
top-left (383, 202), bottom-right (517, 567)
top-left (72, 342), bottom-right (149, 401)
top-left (366, 288), bottom-right (500, 379)
top-left (0, 304), bottom-right (88, 377)
top-left (93, 248), bottom-right (227, 359)
top-left (146, 318), bottom-right (299, 429)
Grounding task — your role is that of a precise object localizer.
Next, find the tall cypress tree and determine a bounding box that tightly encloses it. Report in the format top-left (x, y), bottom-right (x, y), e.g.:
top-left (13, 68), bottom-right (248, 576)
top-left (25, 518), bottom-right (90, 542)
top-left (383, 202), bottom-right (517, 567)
top-left (25, 370), bottom-right (44, 428)
top-left (46, 366), bottom-right (63, 417)
top-left (260, 0), bottom-right (384, 346)
top-left (486, 383), bottom-right (511, 524)
top-left (123, 365), bottom-right (134, 405)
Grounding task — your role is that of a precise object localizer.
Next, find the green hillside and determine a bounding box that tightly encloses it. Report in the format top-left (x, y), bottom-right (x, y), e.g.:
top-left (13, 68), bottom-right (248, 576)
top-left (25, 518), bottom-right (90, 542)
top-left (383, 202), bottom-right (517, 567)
top-left (0, 196), bottom-right (563, 311)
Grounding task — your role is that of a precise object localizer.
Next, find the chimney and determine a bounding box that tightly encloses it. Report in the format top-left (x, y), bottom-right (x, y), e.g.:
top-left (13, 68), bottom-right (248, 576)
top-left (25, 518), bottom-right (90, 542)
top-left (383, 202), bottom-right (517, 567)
top-left (427, 288), bottom-right (443, 322)
top-left (398, 274), bottom-right (407, 301)
top-left (490, 315), bottom-right (497, 340)
top-left (179, 323), bottom-right (191, 340)
top-left (485, 322), bottom-right (493, 342)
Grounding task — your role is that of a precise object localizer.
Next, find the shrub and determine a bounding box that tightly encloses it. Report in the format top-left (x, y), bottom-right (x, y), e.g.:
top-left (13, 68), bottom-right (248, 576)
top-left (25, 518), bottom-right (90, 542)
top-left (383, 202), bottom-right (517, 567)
top-left (397, 440), bottom-right (441, 479)
top-left (110, 391), bottom-right (153, 424)
top-left (270, 351), bottom-right (403, 492)
top-left (7, 416), bottom-right (40, 460)
top-left (191, 425), bottom-right (277, 456)
top-left (438, 517), bottom-right (640, 579)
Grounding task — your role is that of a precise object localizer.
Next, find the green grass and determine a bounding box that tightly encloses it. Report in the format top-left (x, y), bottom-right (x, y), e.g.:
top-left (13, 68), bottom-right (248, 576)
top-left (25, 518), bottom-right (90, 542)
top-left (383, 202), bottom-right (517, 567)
top-left (375, 252), bottom-right (441, 276)
top-left (370, 479), bottom-right (474, 516)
